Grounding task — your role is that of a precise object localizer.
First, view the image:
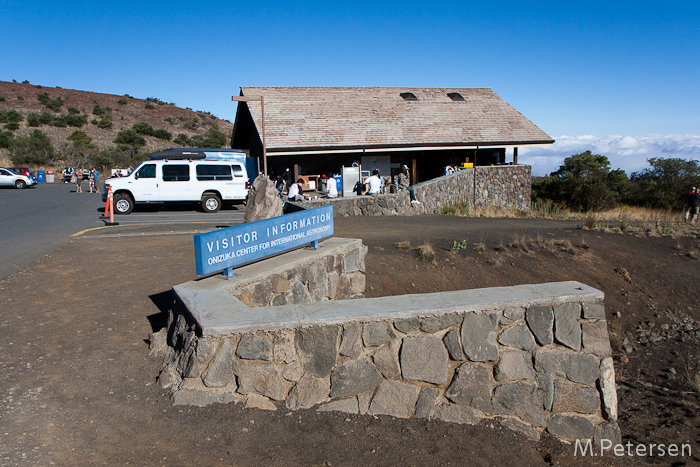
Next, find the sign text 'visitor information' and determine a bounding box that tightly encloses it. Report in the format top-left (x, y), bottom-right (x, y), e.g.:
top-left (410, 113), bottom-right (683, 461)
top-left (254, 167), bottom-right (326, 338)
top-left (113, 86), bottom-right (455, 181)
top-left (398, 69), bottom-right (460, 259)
top-left (194, 206), bottom-right (334, 275)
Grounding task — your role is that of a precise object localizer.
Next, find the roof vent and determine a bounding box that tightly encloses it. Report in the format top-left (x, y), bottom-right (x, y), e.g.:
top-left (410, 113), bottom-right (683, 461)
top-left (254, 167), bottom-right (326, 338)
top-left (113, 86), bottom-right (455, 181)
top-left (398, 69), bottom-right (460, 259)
top-left (447, 92), bottom-right (465, 101)
top-left (400, 92), bottom-right (418, 101)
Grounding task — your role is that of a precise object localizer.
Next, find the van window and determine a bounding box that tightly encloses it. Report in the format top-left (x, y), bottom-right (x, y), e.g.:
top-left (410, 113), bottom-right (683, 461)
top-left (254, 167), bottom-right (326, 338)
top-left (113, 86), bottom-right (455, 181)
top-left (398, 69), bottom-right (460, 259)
top-left (136, 164), bottom-right (156, 179)
top-left (162, 165), bottom-right (190, 182)
top-left (196, 165), bottom-right (232, 181)
top-left (231, 165), bottom-right (245, 177)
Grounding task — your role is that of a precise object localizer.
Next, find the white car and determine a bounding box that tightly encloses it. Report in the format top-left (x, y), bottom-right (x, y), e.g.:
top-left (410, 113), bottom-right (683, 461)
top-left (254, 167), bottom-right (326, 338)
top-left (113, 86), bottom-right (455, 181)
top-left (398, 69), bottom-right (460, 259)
top-left (103, 148), bottom-right (250, 214)
top-left (0, 168), bottom-right (37, 189)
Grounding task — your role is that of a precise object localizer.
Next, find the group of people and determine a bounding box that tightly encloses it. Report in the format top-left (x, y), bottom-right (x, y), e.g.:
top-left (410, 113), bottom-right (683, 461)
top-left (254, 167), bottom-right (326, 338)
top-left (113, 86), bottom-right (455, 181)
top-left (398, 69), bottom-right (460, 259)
top-left (355, 166), bottom-right (419, 204)
top-left (279, 174), bottom-right (339, 201)
top-left (70, 167), bottom-right (101, 194)
top-left (685, 187), bottom-right (700, 224)
top-left (275, 165), bottom-right (418, 204)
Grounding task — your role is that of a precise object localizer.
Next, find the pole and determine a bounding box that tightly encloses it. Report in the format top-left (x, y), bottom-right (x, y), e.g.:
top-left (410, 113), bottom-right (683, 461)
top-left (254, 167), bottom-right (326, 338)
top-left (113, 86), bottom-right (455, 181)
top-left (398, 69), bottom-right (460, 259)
top-left (232, 95), bottom-right (267, 176)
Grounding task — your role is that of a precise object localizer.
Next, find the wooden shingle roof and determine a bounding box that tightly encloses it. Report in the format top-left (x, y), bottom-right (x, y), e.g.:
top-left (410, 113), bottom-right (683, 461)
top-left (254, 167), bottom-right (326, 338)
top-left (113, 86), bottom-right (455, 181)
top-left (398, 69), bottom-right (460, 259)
top-left (238, 86), bottom-right (553, 152)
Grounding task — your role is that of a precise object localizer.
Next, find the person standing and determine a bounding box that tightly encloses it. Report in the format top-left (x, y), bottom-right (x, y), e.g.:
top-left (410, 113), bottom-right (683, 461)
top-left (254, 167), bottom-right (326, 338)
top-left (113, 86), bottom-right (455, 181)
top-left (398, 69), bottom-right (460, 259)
top-left (89, 168), bottom-right (100, 193)
top-left (690, 188), bottom-right (700, 225)
top-left (685, 187), bottom-right (697, 221)
top-left (75, 168), bottom-right (83, 193)
top-left (397, 165), bottom-right (420, 205)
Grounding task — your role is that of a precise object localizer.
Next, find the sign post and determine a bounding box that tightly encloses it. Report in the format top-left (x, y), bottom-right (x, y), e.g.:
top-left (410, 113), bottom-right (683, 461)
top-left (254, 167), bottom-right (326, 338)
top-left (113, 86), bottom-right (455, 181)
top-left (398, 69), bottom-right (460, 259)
top-left (194, 206), bottom-right (334, 278)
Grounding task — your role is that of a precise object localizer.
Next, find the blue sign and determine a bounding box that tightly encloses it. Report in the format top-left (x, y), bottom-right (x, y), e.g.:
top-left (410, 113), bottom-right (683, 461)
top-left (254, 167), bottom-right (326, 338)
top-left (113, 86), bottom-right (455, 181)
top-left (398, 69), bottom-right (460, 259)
top-left (194, 205), bottom-right (334, 276)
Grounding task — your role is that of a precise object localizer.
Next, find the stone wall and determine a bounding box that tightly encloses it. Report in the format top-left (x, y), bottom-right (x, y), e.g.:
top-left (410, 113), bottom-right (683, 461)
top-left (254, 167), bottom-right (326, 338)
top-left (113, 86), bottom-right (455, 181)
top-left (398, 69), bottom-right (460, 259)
top-left (295, 165), bottom-right (531, 216)
top-left (153, 239), bottom-right (618, 444)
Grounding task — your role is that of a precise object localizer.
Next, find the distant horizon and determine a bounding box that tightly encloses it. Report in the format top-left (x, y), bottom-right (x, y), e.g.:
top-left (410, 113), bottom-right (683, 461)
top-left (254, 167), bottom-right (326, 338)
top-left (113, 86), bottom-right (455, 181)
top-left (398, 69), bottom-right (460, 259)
top-left (2, 78), bottom-right (698, 178)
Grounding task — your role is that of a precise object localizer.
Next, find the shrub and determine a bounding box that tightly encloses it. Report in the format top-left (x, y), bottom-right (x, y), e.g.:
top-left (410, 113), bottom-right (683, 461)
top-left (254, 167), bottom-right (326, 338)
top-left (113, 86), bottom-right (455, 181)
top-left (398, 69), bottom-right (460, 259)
top-left (0, 131), bottom-right (13, 149)
top-left (10, 129), bottom-right (55, 165)
top-left (67, 130), bottom-right (92, 149)
top-left (37, 92), bottom-right (64, 112)
top-left (114, 129), bottom-right (145, 148)
top-left (117, 99), bottom-right (127, 105)
top-left (67, 107), bottom-right (80, 115)
top-left (0, 110), bottom-right (24, 124)
top-left (132, 122), bottom-right (155, 135)
top-left (0, 96), bottom-right (5, 101)
top-left (627, 158), bottom-right (700, 210)
top-left (95, 116), bottom-right (112, 129)
top-left (152, 129), bottom-right (172, 140)
top-left (202, 126), bottom-right (228, 148)
top-left (173, 133), bottom-right (190, 146)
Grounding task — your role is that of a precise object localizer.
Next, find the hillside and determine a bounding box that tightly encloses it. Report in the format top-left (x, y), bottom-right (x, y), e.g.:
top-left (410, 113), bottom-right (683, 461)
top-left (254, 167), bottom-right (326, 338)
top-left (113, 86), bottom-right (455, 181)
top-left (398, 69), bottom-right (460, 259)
top-left (0, 80), bottom-right (235, 167)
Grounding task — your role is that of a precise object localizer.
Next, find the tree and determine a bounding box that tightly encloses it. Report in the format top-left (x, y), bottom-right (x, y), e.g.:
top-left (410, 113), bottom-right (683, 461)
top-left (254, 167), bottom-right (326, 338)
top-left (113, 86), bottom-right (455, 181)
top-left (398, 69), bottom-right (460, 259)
top-left (67, 130), bottom-right (93, 150)
top-left (628, 158), bottom-right (700, 210)
top-left (533, 151), bottom-right (628, 212)
top-left (114, 129), bottom-right (145, 149)
top-left (0, 131), bottom-right (13, 149)
top-left (10, 130), bottom-right (55, 165)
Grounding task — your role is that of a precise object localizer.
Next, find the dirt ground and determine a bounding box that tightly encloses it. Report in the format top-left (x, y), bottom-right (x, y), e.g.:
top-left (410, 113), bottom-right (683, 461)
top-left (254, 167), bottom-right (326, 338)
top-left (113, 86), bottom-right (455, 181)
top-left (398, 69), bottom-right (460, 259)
top-left (1, 215), bottom-right (699, 466)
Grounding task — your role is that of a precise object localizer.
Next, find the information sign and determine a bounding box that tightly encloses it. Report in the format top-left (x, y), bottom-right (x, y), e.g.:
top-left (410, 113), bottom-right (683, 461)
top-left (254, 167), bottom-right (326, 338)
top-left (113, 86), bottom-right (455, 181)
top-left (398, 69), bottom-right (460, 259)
top-left (194, 206), bottom-right (334, 276)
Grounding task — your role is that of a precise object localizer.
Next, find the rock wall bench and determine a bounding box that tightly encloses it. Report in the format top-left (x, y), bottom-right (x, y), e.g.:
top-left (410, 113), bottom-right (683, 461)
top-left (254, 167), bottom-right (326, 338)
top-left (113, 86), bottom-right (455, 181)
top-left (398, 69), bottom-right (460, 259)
top-left (155, 237), bottom-right (619, 444)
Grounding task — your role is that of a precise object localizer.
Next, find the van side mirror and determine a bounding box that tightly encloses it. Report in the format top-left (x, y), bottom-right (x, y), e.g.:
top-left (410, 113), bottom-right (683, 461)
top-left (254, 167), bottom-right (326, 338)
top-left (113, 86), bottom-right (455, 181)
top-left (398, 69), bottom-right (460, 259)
top-left (134, 172), bottom-right (139, 180)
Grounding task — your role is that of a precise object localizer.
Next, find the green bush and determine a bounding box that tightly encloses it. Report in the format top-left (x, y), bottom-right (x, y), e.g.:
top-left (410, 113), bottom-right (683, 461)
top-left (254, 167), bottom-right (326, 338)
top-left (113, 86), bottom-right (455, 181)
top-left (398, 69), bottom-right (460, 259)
top-left (92, 104), bottom-right (112, 116)
top-left (0, 96), bottom-right (5, 101)
top-left (152, 129), bottom-right (172, 140)
top-left (10, 129), bottom-right (54, 165)
top-left (132, 122), bottom-right (155, 135)
top-left (94, 116), bottom-right (112, 129)
top-left (0, 110), bottom-right (24, 124)
top-left (0, 131), bottom-right (13, 149)
top-left (114, 129), bottom-right (145, 149)
top-left (67, 131), bottom-right (93, 149)
top-left (173, 133), bottom-right (190, 146)
top-left (117, 99), bottom-right (127, 105)
top-left (37, 92), bottom-right (64, 112)
top-left (67, 107), bottom-right (81, 115)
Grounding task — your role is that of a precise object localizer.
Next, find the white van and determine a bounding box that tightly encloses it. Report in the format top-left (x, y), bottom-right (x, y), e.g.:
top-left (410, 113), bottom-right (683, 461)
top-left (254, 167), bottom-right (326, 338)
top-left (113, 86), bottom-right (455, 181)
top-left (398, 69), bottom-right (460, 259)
top-left (103, 148), bottom-right (250, 214)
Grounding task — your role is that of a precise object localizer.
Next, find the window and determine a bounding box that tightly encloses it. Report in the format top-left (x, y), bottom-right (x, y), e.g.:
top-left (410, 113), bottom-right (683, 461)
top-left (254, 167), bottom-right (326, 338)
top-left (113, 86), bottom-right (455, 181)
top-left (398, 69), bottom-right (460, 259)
top-left (400, 92), bottom-right (418, 101)
top-left (196, 164), bottom-right (232, 181)
top-left (231, 165), bottom-right (244, 177)
top-left (162, 165), bottom-right (190, 182)
top-left (447, 92), bottom-right (465, 101)
top-left (136, 164), bottom-right (156, 179)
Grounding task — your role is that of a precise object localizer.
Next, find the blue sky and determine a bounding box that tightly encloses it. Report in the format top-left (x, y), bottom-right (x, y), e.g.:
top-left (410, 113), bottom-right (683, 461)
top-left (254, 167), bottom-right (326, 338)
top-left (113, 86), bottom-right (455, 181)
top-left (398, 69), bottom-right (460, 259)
top-left (2, 1), bottom-right (698, 175)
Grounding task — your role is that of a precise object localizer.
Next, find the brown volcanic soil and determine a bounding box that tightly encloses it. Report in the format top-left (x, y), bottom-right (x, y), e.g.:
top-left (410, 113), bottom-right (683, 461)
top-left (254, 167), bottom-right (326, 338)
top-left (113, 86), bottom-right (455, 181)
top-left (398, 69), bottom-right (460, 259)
top-left (1, 215), bottom-right (699, 466)
top-left (0, 80), bottom-right (233, 157)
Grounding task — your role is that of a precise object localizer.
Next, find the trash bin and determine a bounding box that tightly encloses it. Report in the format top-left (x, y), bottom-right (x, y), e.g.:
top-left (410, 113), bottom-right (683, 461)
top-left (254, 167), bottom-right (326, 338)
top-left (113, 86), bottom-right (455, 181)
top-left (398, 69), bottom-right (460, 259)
top-left (333, 175), bottom-right (342, 196)
top-left (46, 170), bottom-right (55, 183)
top-left (37, 170), bottom-right (46, 183)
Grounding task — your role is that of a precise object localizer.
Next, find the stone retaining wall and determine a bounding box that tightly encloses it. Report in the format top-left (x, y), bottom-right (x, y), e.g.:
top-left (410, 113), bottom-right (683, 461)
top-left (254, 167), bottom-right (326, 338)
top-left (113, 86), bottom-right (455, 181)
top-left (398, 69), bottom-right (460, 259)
top-left (296, 165), bottom-right (531, 216)
top-left (154, 239), bottom-right (618, 444)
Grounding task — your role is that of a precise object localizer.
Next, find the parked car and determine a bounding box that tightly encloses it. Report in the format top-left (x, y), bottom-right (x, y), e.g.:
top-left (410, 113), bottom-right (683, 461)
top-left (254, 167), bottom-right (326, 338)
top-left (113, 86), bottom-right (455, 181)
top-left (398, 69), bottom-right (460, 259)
top-left (7, 166), bottom-right (37, 184)
top-left (0, 168), bottom-right (37, 189)
top-left (7, 166), bottom-right (34, 178)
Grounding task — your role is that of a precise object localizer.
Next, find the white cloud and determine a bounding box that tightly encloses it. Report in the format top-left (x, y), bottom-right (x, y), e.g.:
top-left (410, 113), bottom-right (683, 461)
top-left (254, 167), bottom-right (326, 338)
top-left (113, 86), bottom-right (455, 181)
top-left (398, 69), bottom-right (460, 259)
top-left (519, 134), bottom-right (700, 176)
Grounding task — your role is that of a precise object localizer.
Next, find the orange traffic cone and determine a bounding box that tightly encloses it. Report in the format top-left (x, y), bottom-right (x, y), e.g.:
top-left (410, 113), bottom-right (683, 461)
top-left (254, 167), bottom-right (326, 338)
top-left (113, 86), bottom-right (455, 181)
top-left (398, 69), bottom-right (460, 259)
top-left (103, 186), bottom-right (118, 225)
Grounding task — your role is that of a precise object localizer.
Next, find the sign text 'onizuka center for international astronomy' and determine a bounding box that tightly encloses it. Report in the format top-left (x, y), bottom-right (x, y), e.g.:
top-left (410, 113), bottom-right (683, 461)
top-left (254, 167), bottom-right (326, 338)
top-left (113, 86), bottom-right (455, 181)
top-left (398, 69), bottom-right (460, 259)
top-left (194, 206), bottom-right (334, 277)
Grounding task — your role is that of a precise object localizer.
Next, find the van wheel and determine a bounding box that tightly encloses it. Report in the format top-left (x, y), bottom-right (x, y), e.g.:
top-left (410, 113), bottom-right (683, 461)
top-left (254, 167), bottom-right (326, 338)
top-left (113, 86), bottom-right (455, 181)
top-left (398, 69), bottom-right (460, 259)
top-left (113, 193), bottom-right (134, 214)
top-left (15, 179), bottom-right (26, 189)
top-left (202, 194), bottom-right (221, 213)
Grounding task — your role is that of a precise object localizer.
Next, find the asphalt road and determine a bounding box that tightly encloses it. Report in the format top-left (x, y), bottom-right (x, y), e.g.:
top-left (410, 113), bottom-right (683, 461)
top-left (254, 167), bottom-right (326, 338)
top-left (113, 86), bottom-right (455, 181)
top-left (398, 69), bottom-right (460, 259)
top-left (0, 182), bottom-right (245, 279)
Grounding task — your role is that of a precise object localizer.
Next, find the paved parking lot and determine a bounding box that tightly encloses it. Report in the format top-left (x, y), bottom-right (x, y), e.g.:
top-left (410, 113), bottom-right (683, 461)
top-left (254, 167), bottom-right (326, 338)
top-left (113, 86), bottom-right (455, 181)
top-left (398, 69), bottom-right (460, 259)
top-left (0, 182), bottom-right (245, 278)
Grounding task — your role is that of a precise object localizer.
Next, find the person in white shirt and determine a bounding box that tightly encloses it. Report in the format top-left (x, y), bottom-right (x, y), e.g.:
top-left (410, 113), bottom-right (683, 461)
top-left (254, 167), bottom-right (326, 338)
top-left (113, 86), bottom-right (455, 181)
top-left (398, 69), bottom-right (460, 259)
top-left (326, 175), bottom-right (337, 198)
top-left (367, 169), bottom-right (382, 195)
top-left (287, 179), bottom-right (305, 201)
